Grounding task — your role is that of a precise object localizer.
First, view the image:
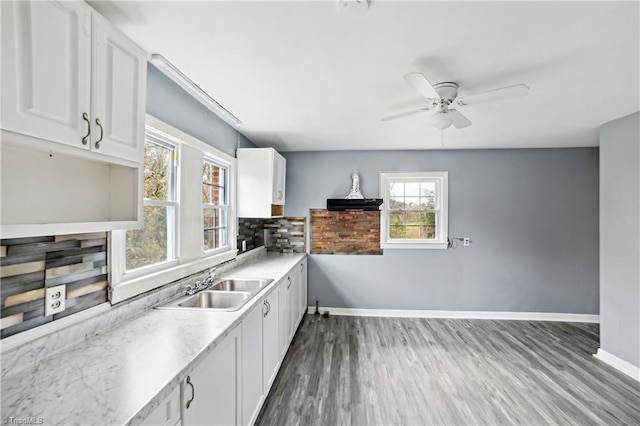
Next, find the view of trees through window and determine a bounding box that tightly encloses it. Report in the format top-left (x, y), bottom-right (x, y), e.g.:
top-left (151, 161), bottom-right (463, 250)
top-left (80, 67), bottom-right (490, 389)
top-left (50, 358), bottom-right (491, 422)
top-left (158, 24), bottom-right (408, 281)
top-left (203, 161), bottom-right (228, 251)
top-left (388, 181), bottom-right (437, 240)
top-left (126, 140), bottom-right (175, 270)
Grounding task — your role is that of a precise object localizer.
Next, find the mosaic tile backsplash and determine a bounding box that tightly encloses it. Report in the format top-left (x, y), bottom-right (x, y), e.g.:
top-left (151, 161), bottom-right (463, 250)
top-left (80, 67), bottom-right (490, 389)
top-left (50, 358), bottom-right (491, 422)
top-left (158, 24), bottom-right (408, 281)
top-left (0, 233), bottom-right (108, 338)
top-left (237, 218), bottom-right (265, 253)
top-left (238, 217), bottom-right (306, 254)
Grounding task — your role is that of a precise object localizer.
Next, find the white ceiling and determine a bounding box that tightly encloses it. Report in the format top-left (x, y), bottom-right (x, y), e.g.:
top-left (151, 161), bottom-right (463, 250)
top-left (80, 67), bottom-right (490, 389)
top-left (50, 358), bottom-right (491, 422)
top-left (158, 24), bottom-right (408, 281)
top-left (92, 1), bottom-right (639, 151)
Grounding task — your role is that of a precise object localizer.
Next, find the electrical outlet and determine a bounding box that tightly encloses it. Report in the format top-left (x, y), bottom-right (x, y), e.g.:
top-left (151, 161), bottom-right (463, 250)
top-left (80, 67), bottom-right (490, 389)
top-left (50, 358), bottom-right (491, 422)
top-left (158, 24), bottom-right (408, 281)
top-left (45, 284), bottom-right (66, 316)
top-left (463, 238), bottom-right (470, 247)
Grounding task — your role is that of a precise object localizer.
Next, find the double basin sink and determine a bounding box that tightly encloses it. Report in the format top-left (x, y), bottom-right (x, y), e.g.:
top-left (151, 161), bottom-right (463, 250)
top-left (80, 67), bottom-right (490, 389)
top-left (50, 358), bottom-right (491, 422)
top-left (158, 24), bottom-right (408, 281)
top-left (157, 278), bottom-right (274, 311)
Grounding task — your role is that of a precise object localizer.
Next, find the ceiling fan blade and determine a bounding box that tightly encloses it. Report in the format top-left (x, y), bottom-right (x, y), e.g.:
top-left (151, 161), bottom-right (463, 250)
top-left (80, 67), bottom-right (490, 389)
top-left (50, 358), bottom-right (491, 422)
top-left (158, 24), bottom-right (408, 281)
top-left (403, 72), bottom-right (440, 99)
top-left (448, 109), bottom-right (472, 128)
top-left (457, 84), bottom-right (529, 106)
top-left (380, 107), bottom-right (430, 122)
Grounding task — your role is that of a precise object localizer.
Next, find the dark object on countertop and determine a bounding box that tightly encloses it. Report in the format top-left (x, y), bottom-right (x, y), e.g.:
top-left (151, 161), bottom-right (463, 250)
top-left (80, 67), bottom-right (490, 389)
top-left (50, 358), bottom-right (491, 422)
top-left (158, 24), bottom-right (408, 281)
top-left (326, 198), bottom-right (383, 211)
top-left (315, 300), bottom-right (320, 315)
top-left (323, 311), bottom-right (330, 318)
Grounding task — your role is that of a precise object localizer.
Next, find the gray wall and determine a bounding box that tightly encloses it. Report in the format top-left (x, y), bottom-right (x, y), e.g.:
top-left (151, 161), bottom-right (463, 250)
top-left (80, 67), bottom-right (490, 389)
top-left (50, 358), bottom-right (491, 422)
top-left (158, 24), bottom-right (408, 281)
top-left (599, 112), bottom-right (640, 367)
top-left (284, 148), bottom-right (599, 314)
top-left (146, 63), bottom-right (257, 156)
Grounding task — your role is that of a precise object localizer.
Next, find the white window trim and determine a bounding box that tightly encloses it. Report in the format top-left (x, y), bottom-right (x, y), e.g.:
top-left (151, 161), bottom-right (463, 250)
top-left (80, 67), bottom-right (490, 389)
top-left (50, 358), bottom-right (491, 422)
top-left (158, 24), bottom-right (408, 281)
top-left (110, 115), bottom-right (238, 304)
top-left (202, 156), bottom-right (231, 255)
top-left (379, 171), bottom-right (449, 250)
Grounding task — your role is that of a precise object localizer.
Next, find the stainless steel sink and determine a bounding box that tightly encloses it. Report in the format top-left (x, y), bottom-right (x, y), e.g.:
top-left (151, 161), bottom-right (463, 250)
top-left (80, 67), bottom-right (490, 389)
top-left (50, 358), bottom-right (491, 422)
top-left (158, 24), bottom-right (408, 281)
top-left (210, 278), bottom-right (272, 293)
top-left (155, 277), bottom-right (274, 311)
top-left (159, 290), bottom-right (252, 311)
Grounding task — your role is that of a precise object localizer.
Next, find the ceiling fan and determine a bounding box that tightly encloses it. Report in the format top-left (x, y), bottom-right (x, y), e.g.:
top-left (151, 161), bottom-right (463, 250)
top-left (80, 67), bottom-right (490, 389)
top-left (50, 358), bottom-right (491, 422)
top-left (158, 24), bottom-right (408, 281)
top-left (381, 72), bottom-right (529, 130)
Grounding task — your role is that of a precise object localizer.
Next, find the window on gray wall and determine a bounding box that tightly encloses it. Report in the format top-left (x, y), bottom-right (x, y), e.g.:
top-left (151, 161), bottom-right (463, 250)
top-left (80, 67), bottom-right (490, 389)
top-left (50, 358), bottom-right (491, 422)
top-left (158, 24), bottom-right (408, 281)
top-left (379, 172), bottom-right (449, 249)
top-left (126, 137), bottom-right (178, 270)
top-left (202, 158), bottom-right (229, 252)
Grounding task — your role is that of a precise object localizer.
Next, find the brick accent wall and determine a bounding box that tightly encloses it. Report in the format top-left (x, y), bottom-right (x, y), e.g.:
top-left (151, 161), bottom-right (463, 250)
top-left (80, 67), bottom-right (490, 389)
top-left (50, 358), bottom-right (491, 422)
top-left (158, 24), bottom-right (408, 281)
top-left (0, 233), bottom-right (109, 338)
top-left (310, 210), bottom-right (382, 255)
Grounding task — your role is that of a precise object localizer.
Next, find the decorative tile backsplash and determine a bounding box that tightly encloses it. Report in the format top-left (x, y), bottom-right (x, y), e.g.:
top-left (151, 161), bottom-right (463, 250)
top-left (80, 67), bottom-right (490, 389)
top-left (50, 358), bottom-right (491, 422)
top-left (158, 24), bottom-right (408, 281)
top-left (237, 218), bottom-right (265, 253)
top-left (238, 217), bottom-right (307, 254)
top-left (310, 210), bottom-right (382, 255)
top-left (263, 217), bottom-right (306, 253)
top-left (0, 233), bottom-right (108, 338)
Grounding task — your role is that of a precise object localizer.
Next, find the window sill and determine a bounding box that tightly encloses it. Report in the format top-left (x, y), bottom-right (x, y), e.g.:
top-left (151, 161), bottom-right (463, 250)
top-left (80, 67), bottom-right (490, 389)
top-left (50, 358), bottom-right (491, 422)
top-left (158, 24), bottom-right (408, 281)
top-left (110, 250), bottom-right (237, 304)
top-left (381, 242), bottom-right (448, 250)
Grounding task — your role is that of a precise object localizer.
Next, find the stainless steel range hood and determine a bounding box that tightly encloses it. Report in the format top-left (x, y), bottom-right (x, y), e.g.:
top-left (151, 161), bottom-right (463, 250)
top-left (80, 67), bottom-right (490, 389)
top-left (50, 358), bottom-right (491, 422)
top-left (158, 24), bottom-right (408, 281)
top-left (326, 199), bottom-right (383, 211)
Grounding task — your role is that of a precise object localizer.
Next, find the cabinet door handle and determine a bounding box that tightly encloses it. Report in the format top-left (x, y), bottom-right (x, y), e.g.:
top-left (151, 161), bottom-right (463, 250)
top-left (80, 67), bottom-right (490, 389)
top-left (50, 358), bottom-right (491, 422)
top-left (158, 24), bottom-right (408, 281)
top-left (95, 118), bottom-right (104, 149)
top-left (287, 276), bottom-right (291, 289)
top-left (81, 113), bottom-right (90, 145)
top-left (186, 376), bottom-right (195, 409)
top-left (266, 300), bottom-right (271, 315)
top-left (263, 300), bottom-right (268, 317)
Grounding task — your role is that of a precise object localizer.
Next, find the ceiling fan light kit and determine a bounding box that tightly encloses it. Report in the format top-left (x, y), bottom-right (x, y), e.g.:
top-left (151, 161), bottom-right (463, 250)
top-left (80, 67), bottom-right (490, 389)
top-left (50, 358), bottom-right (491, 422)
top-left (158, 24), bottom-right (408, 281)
top-left (430, 111), bottom-right (454, 130)
top-left (382, 71), bottom-right (529, 133)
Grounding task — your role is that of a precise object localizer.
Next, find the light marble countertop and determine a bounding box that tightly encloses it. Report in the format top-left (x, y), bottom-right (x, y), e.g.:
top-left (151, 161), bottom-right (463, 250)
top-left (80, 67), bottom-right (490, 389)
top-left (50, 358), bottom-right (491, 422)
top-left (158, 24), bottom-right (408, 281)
top-left (1, 252), bottom-right (306, 426)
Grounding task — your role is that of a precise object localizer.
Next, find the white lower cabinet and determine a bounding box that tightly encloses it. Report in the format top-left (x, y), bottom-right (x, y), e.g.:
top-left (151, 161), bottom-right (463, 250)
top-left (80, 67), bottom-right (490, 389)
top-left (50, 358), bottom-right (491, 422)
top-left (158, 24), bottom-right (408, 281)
top-left (241, 300), bottom-right (264, 425)
top-left (279, 274), bottom-right (292, 358)
top-left (141, 386), bottom-right (181, 426)
top-left (241, 284), bottom-right (281, 425)
top-left (182, 325), bottom-right (242, 426)
top-left (176, 261), bottom-right (307, 426)
top-left (299, 259), bottom-right (308, 321)
top-left (262, 287), bottom-right (280, 393)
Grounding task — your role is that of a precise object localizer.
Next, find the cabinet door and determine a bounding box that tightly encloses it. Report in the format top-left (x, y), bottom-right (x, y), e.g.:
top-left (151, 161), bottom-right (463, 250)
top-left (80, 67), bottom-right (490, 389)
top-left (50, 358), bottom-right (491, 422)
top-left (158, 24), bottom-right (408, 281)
top-left (299, 259), bottom-right (307, 321)
top-left (92, 15), bottom-right (146, 162)
top-left (183, 326), bottom-right (241, 426)
top-left (1, 0), bottom-right (92, 148)
top-left (279, 276), bottom-right (291, 358)
top-left (272, 152), bottom-right (286, 205)
top-left (263, 287), bottom-right (280, 393)
top-left (141, 385), bottom-right (181, 426)
top-left (289, 271), bottom-right (300, 340)
top-left (241, 302), bottom-right (264, 426)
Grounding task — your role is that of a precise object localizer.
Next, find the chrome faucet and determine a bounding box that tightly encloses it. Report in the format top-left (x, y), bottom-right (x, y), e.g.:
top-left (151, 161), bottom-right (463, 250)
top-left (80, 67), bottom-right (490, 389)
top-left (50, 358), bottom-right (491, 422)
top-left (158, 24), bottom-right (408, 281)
top-left (184, 268), bottom-right (218, 296)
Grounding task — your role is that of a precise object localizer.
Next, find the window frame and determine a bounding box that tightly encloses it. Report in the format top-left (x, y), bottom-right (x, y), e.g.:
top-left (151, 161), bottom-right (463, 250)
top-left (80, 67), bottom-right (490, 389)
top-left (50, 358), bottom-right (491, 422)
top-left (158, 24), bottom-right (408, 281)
top-left (110, 115), bottom-right (237, 304)
top-left (202, 156), bottom-right (230, 255)
top-left (122, 135), bottom-right (180, 277)
top-left (379, 171), bottom-right (449, 250)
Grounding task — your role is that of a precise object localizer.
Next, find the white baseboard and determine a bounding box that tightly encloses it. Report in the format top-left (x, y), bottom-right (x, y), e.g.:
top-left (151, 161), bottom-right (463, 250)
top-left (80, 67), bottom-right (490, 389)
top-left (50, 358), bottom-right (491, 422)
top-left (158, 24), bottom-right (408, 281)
top-left (594, 349), bottom-right (640, 381)
top-left (307, 306), bottom-right (599, 323)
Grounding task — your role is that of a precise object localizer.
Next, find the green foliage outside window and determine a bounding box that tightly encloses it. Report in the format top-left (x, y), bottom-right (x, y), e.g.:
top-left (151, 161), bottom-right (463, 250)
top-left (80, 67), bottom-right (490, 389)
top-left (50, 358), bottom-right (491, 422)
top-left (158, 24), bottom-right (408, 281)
top-left (388, 181), bottom-right (437, 240)
top-left (126, 141), bottom-right (174, 270)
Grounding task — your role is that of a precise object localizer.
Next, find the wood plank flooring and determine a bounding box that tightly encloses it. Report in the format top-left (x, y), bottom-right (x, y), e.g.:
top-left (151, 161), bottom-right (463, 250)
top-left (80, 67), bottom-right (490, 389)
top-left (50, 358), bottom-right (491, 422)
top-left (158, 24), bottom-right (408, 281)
top-left (256, 315), bottom-right (640, 426)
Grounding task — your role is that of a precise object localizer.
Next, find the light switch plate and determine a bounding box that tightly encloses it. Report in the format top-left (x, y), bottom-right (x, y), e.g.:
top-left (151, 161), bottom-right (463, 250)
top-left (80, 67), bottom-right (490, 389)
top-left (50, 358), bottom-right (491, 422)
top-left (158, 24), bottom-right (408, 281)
top-left (45, 284), bottom-right (66, 316)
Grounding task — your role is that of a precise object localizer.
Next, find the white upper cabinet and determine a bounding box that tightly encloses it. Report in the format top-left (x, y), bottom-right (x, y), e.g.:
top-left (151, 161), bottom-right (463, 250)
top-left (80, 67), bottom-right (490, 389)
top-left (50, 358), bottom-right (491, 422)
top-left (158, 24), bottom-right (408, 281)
top-left (237, 148), bottom-right (286, 218)
top-left (1, 1), bottom-right (92, 147)
top-left (1, 0), bottom-right (146, 164)
top-left (92, 14), bottom-right (146, 161)
top-left (272, 152), bottom-right (286, 205)
top-left (0, 0), bottom-right (146, 238)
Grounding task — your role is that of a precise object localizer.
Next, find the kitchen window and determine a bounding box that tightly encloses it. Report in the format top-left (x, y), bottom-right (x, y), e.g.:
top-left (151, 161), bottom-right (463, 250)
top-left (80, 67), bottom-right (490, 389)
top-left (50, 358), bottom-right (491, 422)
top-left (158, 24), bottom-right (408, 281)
top-left (379, 172), bottom-right (449, 249)
top-left (110, 115), bottom-right (237, 304)
top-left (125, 137), bottom-right (178, 271)
top-left (202, 159), bottom-right (229, 252)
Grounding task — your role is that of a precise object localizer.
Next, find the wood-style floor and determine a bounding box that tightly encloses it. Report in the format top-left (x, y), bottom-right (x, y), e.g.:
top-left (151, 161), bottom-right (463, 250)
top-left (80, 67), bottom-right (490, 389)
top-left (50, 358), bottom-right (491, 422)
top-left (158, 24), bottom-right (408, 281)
top-left (256, 314), bottom-right (640, 426)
